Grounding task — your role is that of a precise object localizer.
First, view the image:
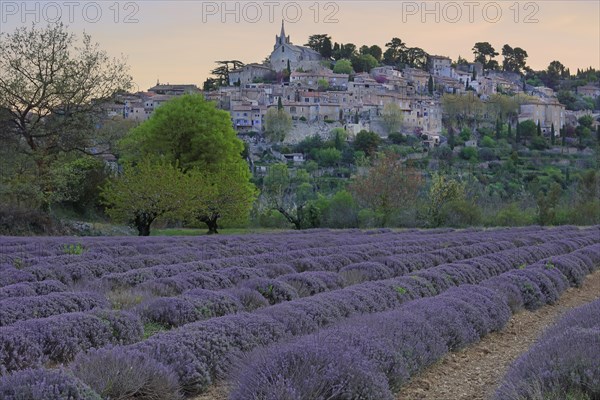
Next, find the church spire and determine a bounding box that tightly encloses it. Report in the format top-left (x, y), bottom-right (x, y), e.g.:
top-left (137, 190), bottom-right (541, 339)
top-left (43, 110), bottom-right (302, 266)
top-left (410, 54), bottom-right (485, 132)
top-left (279, 20), bottom-right (287, 45)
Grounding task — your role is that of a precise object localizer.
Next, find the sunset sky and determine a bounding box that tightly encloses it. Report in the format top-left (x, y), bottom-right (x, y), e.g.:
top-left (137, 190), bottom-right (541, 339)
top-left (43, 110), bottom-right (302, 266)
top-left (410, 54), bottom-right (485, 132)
top-left (1, 1), bottom-right (598, 90)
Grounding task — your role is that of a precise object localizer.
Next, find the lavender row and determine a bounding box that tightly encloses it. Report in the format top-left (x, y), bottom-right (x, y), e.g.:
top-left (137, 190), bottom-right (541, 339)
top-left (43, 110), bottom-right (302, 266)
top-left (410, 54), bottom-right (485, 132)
top-left (84, 227), bottom-right (597, 288)
top-left (127, 235), bottom-right (599, 394)
top-left (0, 229), bottom-right (453, 267)
top-left (0, 368), bottom-right (102, 400)
top-left (135, 240), bottom-right (517, 328)
top-left (495, 298), bottom-right (600, 400)
top-left (0, 310), bottom-right (142, 375)
top-left (231, 284), bottom-right (512, 400)
top-left (3, 227), bottom-right (557, 286)
top-left (35, 234), bottom-right (478, 286)
top-left (0, 280), bottom-right (67, 301)
top-left (231, 245), bottom-right (600, 398)
top-left (0, 292), bottom-right (108, 327)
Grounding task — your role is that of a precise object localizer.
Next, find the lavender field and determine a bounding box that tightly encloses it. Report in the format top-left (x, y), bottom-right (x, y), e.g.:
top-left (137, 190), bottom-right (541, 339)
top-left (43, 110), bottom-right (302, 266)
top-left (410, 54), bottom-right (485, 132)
top-left (0, 226), bottom-right (599, 399)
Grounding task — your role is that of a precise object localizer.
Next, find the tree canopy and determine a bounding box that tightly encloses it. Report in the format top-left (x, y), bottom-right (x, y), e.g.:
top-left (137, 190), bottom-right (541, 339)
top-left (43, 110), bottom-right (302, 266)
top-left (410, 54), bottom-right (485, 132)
top-left (472, 42), bottom-right (499, 71)
top-left (0, 23), bottom-right (131, 209)
top-left (264, 107), bottom-right (292, 143)
top-left (101, 159), bottom-right (190, 236)
top-left (119, 94), bottom-right (244, 171)
top-left (349, 152), bottom-right (423, 226)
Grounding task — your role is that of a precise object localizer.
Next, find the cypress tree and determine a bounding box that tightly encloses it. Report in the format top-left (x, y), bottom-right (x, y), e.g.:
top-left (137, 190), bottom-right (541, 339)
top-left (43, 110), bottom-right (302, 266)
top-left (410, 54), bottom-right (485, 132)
top-left (448, 126), bottom-right (455, 149)
top-left (428, 75), bottom-right (434, 95)
top-left (536, 120), bottom-right (542, 136)
top-left (516, 122), bottom-right (521, 144)
top-left (550, 123), bottom-right (556, 145)
top-left (508, 123), bottom-right (512, 142)
top-left (277, 97), bottom-right (283, 111)
top-left (495, 118), bottom-right (501, 140)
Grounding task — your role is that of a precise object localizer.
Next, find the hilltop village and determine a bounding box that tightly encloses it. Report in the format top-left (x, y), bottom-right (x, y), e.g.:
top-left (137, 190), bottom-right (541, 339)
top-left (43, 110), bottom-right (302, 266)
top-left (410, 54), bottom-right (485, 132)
top-left (113, 22), bottom-right (599, 152)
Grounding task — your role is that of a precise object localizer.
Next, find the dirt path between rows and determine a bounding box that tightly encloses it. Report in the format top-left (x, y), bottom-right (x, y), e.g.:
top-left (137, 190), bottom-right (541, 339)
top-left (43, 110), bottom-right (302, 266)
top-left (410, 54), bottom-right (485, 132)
top-left (396, 268), bottom-right (600, 400)
top-left (193, 270), bottom-right (600, 400)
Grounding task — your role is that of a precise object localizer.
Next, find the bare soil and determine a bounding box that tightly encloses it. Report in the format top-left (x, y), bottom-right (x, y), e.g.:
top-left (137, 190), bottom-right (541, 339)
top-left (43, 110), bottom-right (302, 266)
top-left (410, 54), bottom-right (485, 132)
top-left (192, 269), bottom-right (600, 400)
top-left (396, 269), bottom-right (600, 400)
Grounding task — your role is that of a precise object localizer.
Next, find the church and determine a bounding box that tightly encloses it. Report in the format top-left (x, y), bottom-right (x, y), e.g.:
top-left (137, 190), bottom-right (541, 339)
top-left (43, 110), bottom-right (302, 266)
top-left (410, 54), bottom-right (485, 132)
top-left (269, 21), bottom-right (323, 72)
top-left (228, 21), bottom-right (325, 85)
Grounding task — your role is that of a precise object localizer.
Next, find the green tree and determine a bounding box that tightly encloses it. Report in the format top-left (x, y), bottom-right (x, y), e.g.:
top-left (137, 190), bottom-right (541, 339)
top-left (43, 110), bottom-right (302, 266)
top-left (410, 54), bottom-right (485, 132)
top-left (427, 173), bottom-right (466, 227)
top-left (317, 78), bottom-right (329, 91)
top-left (428, 75), bottom-right (434, 95)
top-left (518, 120), bottom-right (537, 145)
top-left (536, 182), bottom-right (561, 226)
top-left (101, 159), bottom-right (190, 236)
top-left (353, 130), bottom-right (381, 157)
top-left (369, 45), bottom-right (383, 62)
top-left (315, 147), bottom-right (341, 167)
top-left (381, 103), bottom-right (404, 135)
top-left (0, 23), bottom-right (131, 210)
top-left (305, 34), bottom-right (333, 58)
top-left (550, 123), bottom-right (556, 145)
top-left (316, 190), bottom-right (359, 228)
top-left (330, 128), bottom-right (348, 150)
top-left (351, 54), bottom-right (378, 73)
top-left (264, 107), bottom-right (293, 143)
top-left (119, 94), bottom-right (243, 171)
top-left (186, 164), bottom-right (256, 234)
top-left (210, 60), bottom-right (244, 87)
top-left (349, 152), bottom-right (423, 226)
top-left (472, 42), bottom-right (499, 71)
top-left (501, 44), bottom-right (528, 74)
top-left (333, 59), bottom-right (353, 74)
top-left (262, 164), bottom-right (317, 229)
top-left (383, 38), bottom-right (407, 66)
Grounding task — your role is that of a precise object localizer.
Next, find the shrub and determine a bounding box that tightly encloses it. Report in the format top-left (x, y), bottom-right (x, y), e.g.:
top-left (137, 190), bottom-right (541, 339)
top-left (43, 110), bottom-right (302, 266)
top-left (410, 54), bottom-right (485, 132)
top-left (230, 337), bottom-right (393, 400)
top-left (0, 368), bottom-right (101, 400)
top-left (71, 346), bottom-right (182, 400)
top-left (339, 262), bottom-right (393, 284)
top-left (495, 299), bottom-right (600, 400)
top-left (243, 278), bottom-right (299, 305)
top-left (138, 290), bottom-right (242, 327)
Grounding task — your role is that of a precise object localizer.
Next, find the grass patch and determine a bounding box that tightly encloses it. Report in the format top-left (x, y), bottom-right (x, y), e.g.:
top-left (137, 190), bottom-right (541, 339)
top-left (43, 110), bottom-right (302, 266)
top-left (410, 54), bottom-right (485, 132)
top-left (151, 227), bottom-right (287, 236)
top-left (143, 322), bottom-right (168, 339)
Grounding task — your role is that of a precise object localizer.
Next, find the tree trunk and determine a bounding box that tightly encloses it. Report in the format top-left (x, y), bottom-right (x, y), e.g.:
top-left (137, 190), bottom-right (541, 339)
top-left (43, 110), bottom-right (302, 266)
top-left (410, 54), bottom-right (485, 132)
top-left (276, 207), bottom-right (302, 230)
top-left (206, 218), bottom-right (219, 234)
top-left (199, 213), bottom-right (220, 234)
top-left (134, 213), bottom-right (154, 236)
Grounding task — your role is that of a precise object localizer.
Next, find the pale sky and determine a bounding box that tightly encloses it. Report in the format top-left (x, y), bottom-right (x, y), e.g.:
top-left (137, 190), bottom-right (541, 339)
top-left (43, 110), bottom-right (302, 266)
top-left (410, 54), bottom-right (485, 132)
top-left (1, 1), bottom-right (598, 90)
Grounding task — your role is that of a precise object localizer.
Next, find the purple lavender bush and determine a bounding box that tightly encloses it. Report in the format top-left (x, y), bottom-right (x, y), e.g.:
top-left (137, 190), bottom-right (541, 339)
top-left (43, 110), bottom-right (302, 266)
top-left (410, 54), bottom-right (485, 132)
top-left (70, 346), bottom-right (182, 400)
top-left (230, 337), bottom-right (394, 400)
top-left (0, 368), bottom-right (101, 400)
